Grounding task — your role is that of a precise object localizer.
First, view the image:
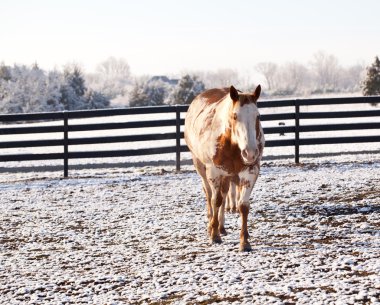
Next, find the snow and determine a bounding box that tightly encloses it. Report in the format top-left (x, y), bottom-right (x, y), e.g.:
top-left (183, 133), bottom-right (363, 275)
top-left (1, 157), bottom-right (380, 304)
top-left (1, 101), bottom-right (380, 303)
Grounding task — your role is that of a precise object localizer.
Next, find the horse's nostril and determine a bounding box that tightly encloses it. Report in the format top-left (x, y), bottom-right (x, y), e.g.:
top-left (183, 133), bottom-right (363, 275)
top-left (242, 149), bottom-right (254, 162)
top-left (242, 149), bottom-right (248, 159)
top-left (242, 148), bottom-right (258, 163)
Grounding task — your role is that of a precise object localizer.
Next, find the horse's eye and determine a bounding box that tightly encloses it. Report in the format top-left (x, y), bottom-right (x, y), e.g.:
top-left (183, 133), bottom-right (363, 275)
top-left (233, 113), bottom-right (237, 120)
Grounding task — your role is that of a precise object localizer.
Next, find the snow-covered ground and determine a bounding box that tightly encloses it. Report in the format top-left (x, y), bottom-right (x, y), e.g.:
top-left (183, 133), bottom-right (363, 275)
top-left (1, 101), bottom-right (380, 304)
top-left (1, 154), bottom-right (380, 304)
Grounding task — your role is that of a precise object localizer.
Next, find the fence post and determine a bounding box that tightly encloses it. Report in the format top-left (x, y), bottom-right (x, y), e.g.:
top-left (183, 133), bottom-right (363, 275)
top-left (295, 100), bottom-right (300, 164)
top-left (63, 111), bottom-right (69, 178)
top-left (175, 106), bottom-right (181, 172)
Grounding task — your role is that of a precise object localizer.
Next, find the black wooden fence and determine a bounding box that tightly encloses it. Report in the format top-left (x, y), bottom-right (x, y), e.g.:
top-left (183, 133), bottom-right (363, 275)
top-left (1, 96), bottom-right (380, 177)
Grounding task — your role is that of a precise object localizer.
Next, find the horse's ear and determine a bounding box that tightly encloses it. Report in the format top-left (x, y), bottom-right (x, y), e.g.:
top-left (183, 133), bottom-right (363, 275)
top-left (230, 86), bottom-right (239, 102)
top-left (252, 85), bottom-right (261, 104)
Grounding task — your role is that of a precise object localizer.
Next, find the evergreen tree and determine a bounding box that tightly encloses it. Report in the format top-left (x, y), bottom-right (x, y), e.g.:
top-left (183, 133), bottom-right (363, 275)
top-left (83, 89), bottom-right (110, 109)
top-left (128, 80), bottom-right (149, 107)
top-left (64, 66), bottom-right (86, 96)
top-left (144, 78), bottom-right (169, 106)
top-left (59, 84), bottom-right (81, 110)
top-left (0, 63), bottom-right (11, 81)
top-left (128, 78), bottom-right (170, 107)
top-left (168, 74), bottom-right (205, 105)
top-left (0, 64), bottom-right (11, 103)
top-left (60, 66), bottom-right (87, 110)
top-left (362, 56), bottom-right (380, 100)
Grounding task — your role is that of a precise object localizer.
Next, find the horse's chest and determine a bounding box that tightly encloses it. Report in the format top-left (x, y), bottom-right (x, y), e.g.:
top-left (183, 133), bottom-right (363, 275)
top-left (212, 136), bottom-right (246, 175)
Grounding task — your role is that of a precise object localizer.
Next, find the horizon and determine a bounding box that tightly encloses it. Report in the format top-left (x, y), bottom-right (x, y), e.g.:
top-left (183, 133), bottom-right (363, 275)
top-left (1, 0), bottom-right (379, 77)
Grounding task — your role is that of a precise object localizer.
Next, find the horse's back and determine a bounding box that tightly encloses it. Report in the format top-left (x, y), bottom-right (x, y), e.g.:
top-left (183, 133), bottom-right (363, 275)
top-left (197, 88), bottom-right (229, 104)
top-left (186, 87), bottom-right (229, 122)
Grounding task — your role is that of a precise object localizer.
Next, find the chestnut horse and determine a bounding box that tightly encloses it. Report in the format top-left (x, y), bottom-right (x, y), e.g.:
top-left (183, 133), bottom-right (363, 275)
top-left (184, 85), bottom-right (264, 251)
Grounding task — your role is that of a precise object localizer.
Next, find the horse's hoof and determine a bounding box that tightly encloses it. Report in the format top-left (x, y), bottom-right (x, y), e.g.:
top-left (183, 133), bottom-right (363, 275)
top-left (211, 235), bottom-right (222, 244)
top-left (239, 242), bottom-right (252, 252)
top-left (219, 227), bottom-right (227, 235)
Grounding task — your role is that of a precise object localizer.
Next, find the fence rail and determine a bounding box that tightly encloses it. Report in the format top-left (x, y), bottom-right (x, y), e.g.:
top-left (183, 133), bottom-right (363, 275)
top-left (1, 96), bottom-right (380, 177)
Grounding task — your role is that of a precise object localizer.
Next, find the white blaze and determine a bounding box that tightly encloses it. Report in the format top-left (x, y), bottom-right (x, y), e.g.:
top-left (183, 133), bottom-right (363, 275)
top-left (232, 103), bottom-right (259, 164)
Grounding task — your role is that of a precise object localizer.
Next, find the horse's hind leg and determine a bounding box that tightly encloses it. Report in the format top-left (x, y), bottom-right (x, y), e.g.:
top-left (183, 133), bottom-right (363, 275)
top-left (192, 157), bottom-right (213, 234)
top-left (218, 177), bottom-right (230, 235)
top-left (225, 180), bottom-right (238, 213)
top-left (202, 181), bottom-right (213, 235)
top-left (207, 174), bottom-right (230, 244)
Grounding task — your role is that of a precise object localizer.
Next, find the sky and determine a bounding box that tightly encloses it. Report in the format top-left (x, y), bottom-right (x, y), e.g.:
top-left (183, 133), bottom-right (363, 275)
top-left (1, 0), bottom-right (379, 77)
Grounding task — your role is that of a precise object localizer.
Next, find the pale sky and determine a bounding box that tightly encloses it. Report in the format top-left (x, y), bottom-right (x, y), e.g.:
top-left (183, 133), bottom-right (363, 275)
top-left (1, 0), bottom-right (379, 76)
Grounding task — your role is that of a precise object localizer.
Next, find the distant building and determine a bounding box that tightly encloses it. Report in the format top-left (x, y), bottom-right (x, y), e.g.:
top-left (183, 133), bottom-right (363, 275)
top-left (148, 75), bottom-right (179, 86)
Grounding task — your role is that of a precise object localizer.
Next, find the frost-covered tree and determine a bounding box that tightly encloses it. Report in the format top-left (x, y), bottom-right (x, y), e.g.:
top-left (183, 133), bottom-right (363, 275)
top-left (272, 62), bottom-right (311, 96)
top-left (167, 74), bottom-right (205, 105)
top-left (0, 63), bottom-right (11, 81)
top-left (199, 69), bottom-right (241, 88)
top-left (60, 65), bottom-right (87, 110)
top-left (59, 84), bottom-right (84, 110)
top-left (0, 64), bottom-right (63, 113)
top-left (0, 63), bottom-right (110, 113)
top-left (83, 89), bottom-right (110, 109)
top-left (128, 79), bottom-right (149, 107)
top-left (64, 65), bottom-right (86, 97)
top-left (255, 62), bottom-right (278, 91)
top-left (145, 78), bottom-right (171, 106)
top-left (37, 70), bottom-right (63, 112)
top-left (340, 64), bottom-right (365, 92)
top-left (96, 57), bottom-right (131, 80)
top-left (310, 51), bottom-right (342, 93)
top-left (129, 77), bottom-right (170, 107)
top-left (86, 57), bottom-right (132, 99)
top-left (362, 56), bottom-right (380, 98)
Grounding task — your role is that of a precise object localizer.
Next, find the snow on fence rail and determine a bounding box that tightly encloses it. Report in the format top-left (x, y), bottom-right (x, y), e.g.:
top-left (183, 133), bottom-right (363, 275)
top-left (1, 96), bottom-right (380, 177)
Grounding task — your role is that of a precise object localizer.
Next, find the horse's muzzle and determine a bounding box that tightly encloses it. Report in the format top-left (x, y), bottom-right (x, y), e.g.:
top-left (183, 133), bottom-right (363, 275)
top-left (241, 148), bottom-right (259, 165)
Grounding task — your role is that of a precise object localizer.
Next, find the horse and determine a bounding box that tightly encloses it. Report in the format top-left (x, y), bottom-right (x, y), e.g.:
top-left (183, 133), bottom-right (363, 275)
top-left (184, 85), bottom-right (265, 252)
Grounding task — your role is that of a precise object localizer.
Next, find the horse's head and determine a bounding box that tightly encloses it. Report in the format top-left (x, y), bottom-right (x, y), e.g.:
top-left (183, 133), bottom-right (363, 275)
top-left (228, 85), bottom-right (262, 165)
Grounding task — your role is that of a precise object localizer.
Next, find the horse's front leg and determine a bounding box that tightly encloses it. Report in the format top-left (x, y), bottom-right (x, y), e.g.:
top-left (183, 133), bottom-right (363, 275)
top-left (238, 170), bottom-right (259, 252)
top-left (238, 186), bottom-right (253, 252)
top-left (208, 175), bottom-right (230, 244)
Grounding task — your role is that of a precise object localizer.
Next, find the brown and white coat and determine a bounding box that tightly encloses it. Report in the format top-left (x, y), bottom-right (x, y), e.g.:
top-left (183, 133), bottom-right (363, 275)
top-left (184, 85), bottom-right (264, 251)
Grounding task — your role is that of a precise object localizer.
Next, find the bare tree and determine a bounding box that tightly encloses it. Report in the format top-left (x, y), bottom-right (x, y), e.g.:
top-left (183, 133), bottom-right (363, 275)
top-left (86, 57), bottom-right (132, 99)
top-left (255, 62), bottom-right (278, 91)
top-left (96, 57), bottom-right (131, 79)
top-left (310, 51), bottom-right (341, 92)
top-left (274, 62), bottom-right (311, 95)
top-left (204, 69), bottom-right (240, 88)
top-left (340, 63), bottom-right (365, 92)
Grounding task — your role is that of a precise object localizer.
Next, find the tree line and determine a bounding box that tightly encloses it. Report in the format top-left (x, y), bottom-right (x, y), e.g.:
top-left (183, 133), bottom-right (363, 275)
top-left (1, 52), bottom-right (380, 114)
top-left (0, 63), bottom-right (110, 114)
